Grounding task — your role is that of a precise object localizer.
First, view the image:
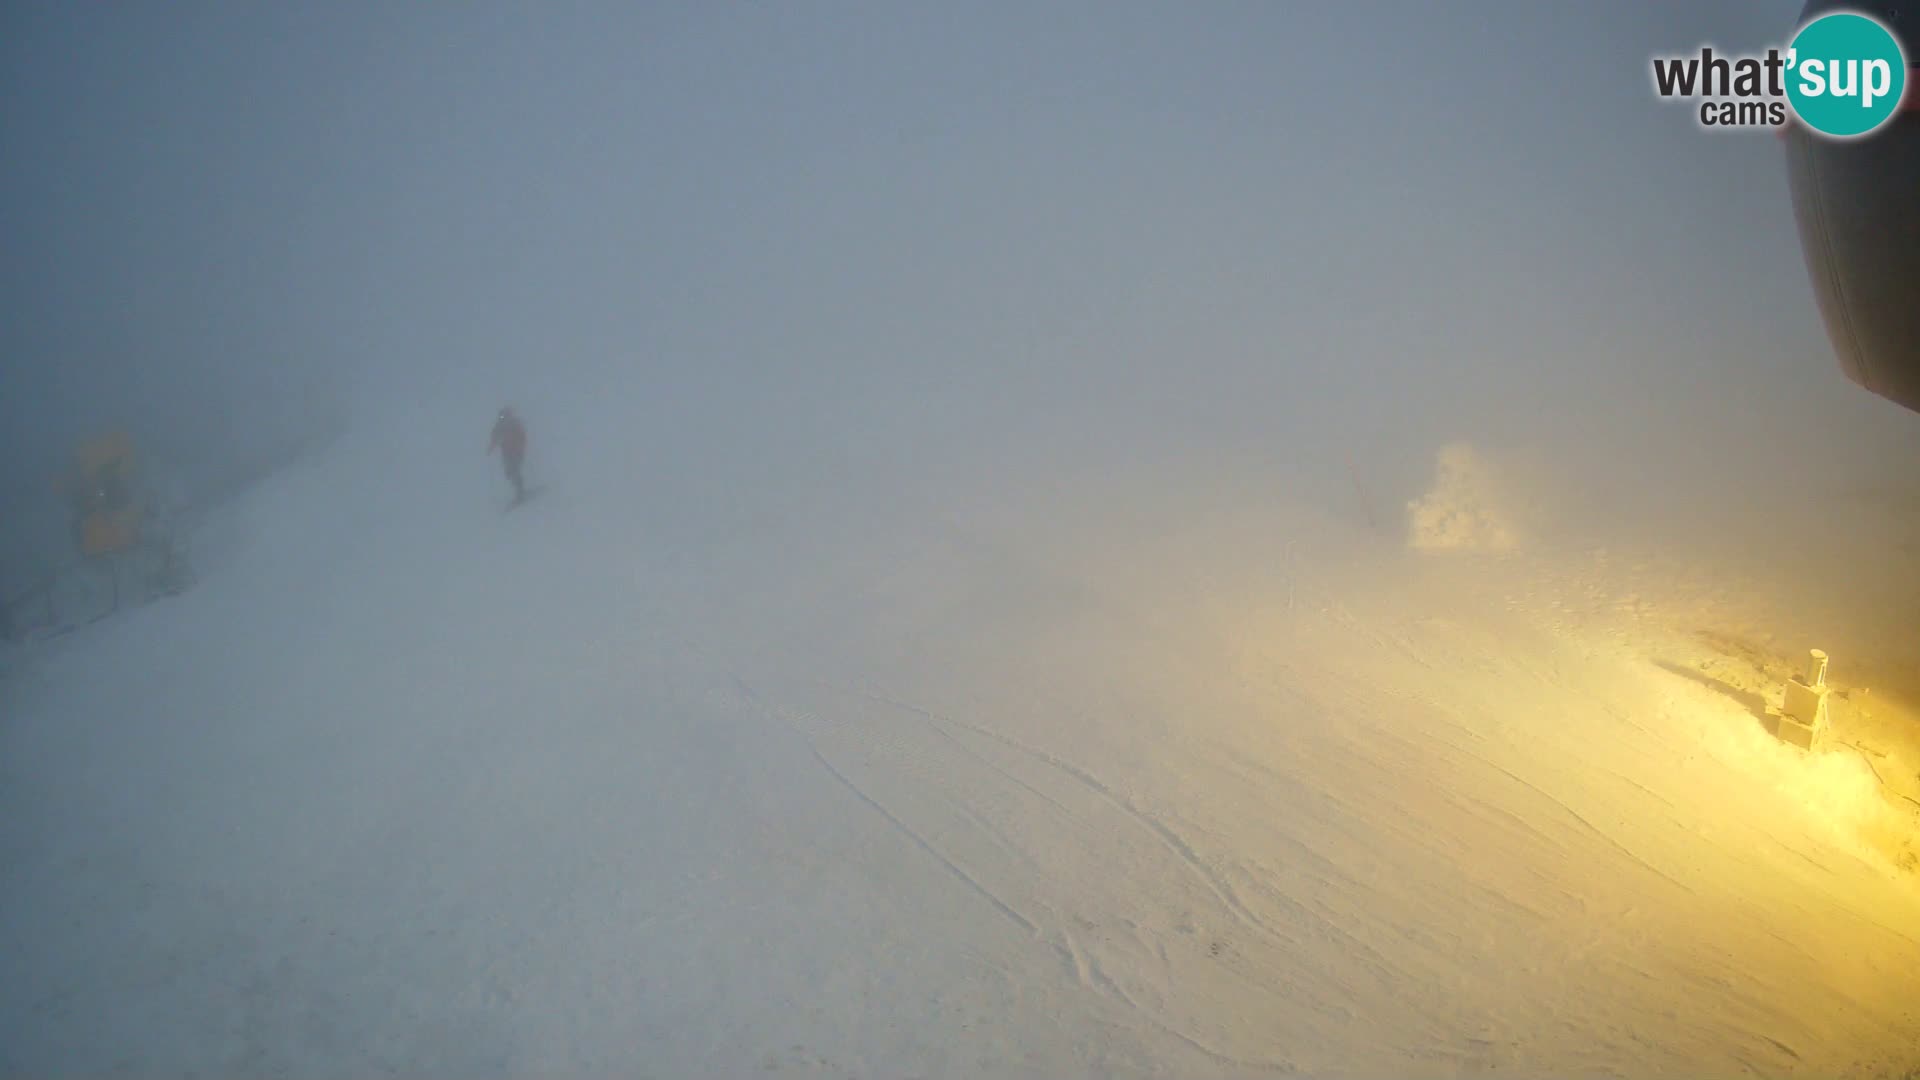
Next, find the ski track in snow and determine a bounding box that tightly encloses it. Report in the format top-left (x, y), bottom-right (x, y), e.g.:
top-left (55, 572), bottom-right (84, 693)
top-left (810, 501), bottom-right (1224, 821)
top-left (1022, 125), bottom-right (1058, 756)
top-left (851, 686), bottom-right (1284, 951)
top-left (771, 686), bottom-right (1306, 1074)
top-left (807, 737), bottom-right (1044, 941)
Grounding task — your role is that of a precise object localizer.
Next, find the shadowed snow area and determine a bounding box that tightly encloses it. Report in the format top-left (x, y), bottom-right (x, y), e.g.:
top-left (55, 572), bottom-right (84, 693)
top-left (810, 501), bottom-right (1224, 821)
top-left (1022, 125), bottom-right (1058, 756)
top-left (5, 387), bottom-right (1920, 1078)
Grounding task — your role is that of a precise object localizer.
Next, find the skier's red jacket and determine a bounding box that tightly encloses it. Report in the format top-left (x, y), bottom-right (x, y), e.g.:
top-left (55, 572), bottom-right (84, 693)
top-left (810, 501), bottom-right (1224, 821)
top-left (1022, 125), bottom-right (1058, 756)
top-left (489, 413), bottom-right (527, 459)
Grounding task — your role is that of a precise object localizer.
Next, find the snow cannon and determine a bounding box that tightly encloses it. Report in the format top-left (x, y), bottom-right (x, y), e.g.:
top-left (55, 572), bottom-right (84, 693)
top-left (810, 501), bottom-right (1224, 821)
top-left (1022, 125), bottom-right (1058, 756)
top-left (1785, 0), bottom-right (1920, 412)
top-left (63, 431), bottom-right (141, 557)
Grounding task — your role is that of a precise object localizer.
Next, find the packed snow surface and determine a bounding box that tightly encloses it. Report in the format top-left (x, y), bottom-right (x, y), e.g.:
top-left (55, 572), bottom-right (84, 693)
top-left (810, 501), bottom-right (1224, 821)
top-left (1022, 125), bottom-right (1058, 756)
top-left (5, 403), bottom-right (1920, 1078)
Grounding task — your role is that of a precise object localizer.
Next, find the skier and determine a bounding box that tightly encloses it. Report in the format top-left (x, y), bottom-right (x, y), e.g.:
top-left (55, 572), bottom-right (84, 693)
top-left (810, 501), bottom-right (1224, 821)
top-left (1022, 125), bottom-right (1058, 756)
top-left (488, 406), bottom-right (528, 503)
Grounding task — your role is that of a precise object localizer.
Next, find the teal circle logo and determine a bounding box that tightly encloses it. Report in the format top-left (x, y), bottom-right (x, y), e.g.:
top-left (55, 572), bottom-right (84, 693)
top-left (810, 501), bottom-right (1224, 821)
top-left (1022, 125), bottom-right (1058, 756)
top-left (1786, 12), bottom-right (1908, 138)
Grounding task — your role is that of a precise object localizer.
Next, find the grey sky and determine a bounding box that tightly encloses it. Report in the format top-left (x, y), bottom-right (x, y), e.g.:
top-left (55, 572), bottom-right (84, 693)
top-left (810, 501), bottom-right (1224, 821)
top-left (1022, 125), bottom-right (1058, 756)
top-left (3, 1), bottom-right (1910, 550)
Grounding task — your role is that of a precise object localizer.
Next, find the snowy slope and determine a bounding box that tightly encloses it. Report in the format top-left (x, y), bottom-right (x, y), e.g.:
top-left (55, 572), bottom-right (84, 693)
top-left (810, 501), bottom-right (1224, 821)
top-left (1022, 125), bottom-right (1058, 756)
top-left (4, 399), bottom-right (1920, 1078)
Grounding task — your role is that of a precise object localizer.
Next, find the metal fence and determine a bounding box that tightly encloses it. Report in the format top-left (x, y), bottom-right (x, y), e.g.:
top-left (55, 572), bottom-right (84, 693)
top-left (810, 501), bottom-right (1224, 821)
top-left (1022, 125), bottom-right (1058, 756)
top-left (1, 514), bottom-right (194, 642)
